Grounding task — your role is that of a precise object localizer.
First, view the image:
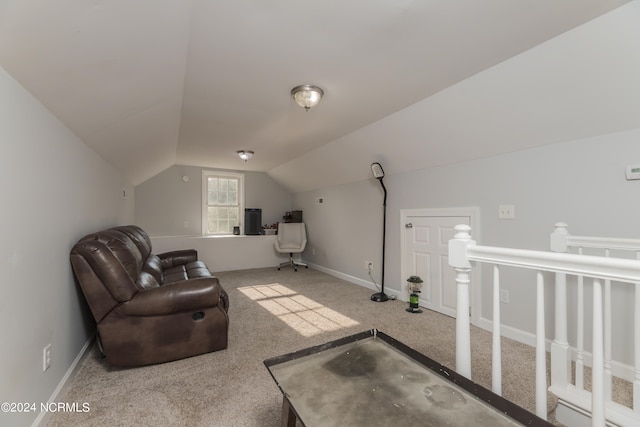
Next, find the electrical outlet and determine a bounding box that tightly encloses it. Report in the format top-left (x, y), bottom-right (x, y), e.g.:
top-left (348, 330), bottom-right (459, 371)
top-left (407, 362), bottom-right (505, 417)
top-left (498, 205), bottom-right (515, 219)
top-left (500, 289), bottom-right (510, 304)
top-left (43, 344), bottom-right (51, 371)
top-left (365, 260), bottom-right (373, 271)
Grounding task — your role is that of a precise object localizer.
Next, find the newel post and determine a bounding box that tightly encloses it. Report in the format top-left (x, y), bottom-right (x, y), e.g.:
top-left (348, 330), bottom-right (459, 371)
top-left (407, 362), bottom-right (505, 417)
top-left (550, 222), bottom-right (569, 253)
top-left (449, 224), bottom-right (476, 379)
top-left (550, 222), bottom-right (571, 389)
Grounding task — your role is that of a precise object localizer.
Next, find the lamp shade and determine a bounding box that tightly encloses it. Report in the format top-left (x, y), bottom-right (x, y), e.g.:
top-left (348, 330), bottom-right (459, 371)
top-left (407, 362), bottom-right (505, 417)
top-left (291, 84), bottom-right (324, 110)
top-left (237, 150), bottom-right (254, 161)
top-left (371, 162), bottom-right (384, 179)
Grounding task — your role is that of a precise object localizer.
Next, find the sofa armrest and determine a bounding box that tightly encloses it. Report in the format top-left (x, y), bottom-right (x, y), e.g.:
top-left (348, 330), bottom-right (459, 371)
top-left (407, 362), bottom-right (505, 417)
top-left (157, 249), bottom-right (198, 269)
top-left (119, 277), bottom-right (221, 316)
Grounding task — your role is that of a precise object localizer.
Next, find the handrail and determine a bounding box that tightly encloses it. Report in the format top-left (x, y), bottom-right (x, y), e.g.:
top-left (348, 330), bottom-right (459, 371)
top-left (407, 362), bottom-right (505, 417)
top-left (450, 225), bottom-right (640, 283)
top-left (549, 222), bottom-right (640, 425)
top-left (466, 245), bottom-right (640, 283)
top-left (551, 222), bottom-right (640, 252)
top-left (448, 224), bottom-right (640, 426)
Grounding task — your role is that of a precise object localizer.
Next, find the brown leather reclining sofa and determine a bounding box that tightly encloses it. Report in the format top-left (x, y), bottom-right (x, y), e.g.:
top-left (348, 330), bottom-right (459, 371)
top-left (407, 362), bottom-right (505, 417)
top-left (70, 225), bottom-right (229, 367)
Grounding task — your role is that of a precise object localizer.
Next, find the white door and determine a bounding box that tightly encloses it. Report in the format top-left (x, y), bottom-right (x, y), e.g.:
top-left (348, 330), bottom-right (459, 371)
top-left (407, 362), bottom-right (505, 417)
top-left (403, 215), bottom-right (470, 318)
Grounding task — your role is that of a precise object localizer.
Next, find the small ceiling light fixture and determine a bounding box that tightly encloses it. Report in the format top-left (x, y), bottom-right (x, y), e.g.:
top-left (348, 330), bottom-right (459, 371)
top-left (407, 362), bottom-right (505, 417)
top-left (237, 150), bottom-right (254, 162)
top-left (291, 84), bottom-right (324, 111)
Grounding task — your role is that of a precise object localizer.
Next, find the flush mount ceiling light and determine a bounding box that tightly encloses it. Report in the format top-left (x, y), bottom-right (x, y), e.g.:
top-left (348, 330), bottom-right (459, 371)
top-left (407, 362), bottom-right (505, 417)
top-left (237, 150), bottom-right (254, 161)
top-left (291, 84), bottom-right (324, 111)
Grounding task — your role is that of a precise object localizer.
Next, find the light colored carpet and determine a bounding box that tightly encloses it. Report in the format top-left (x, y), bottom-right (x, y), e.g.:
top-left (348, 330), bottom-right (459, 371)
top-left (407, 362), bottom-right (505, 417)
top-left (48, 267), bottom-right (572, 426)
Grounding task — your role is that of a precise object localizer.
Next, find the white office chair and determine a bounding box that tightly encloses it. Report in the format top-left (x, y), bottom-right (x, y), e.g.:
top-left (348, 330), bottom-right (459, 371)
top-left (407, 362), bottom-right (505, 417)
top-left (275, 222), bottom-right (307, 271)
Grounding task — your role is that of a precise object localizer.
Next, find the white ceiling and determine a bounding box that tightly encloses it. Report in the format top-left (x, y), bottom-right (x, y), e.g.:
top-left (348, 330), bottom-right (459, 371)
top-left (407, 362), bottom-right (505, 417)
top-left (0, 0), bottom-right (633, 189)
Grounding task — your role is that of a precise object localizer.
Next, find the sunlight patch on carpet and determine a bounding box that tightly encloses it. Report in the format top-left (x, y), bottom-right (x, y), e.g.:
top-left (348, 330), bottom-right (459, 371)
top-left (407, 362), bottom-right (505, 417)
top-left (238, 284), bottom-right (359, 336)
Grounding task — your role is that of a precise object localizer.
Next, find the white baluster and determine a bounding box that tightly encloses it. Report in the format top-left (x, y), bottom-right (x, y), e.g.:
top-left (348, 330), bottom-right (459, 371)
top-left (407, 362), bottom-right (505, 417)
top-left (635, 251), bottom-right (640, 413)
top-left (493, 264), bottom-right (502, 395)
top-left (550, 223), bottom-right (570, 390)
top-left (592, 279), bottom-right (605, 427)
top-left (604, 248), bottom-right (612, 402)
top-left (455, 266), bottom-right (471, 379)
top-left (576, 247), bottom-right (585, 391)
top-left (449, 224), bottom-right (475, 380)
top-left (551, 272), bottom-right (570, 390)
top-left (536, 271), bottom-right (547, 420)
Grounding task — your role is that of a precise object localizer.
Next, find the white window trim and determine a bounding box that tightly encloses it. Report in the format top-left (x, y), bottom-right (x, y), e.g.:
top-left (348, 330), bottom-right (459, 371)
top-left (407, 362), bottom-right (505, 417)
top-left (202, 170), bottom-right (245, 235)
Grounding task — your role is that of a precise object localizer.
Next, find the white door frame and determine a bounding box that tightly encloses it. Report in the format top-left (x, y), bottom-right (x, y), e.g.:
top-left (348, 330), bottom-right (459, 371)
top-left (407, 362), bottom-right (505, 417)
top-left (400, 207), bottom-right (481, 325)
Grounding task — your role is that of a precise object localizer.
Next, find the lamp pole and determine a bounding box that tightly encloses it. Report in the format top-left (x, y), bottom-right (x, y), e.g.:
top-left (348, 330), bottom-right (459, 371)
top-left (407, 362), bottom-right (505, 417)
top-left (371, 163), bottom-right (389, 302)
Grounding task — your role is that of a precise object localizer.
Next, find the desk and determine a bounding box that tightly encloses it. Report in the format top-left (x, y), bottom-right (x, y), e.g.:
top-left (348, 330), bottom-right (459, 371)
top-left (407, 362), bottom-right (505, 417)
top-left (265, 330), bottom-right (552, 427)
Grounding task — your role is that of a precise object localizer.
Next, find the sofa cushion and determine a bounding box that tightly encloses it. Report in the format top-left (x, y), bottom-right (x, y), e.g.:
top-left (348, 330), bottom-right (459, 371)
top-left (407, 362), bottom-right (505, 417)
top-left (143, 254), bottom-right (164, 283)
top-left (73, 232), bottom-right (140, 302)
top-left (158, 249), bottom-right (198, 269)
top-left (164, 267), bottom-right (188, 284)
top-left (136, 271), bottom-right (160, 291)
top-left (163, 261), bottom-right (214, 284)
top-left (101, 230), bottom-right (143, 283)
top-left (115, 225), bottom-right (153, 259)
top-left (185, 261), bottom-right (212, 278)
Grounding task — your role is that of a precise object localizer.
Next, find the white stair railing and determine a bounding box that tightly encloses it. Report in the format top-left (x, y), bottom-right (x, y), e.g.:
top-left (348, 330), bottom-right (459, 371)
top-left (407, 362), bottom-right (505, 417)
top-left (449, 224), bottom-right (640, 426)
top-left (550, 222), bottom-right (640, 425)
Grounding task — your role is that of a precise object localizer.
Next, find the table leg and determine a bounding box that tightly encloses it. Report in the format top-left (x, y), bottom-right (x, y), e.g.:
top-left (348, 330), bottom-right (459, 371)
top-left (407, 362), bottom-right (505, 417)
top-left (281, 395), bottom-right (297, 427)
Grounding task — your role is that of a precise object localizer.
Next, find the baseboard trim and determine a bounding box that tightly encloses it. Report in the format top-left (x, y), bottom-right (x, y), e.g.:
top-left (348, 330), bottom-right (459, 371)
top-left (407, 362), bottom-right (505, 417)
top-left (32, 334), bottom-right (96, 427)
top-left (306, 262), bottom-right (403, 300)
top-left (477, 315), bottom-right (635, 382)
top-left (476, 315), bottom-right (539, 348)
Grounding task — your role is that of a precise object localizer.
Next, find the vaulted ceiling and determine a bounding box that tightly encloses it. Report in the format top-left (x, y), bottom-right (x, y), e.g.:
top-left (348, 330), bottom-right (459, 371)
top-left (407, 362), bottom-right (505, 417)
top-left (0, 0), bottom-right (633, 190)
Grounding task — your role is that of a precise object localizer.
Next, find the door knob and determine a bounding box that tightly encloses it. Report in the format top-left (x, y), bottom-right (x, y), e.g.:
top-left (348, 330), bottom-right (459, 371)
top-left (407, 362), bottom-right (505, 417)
top-left (405, 223), bottom-right (413, 229)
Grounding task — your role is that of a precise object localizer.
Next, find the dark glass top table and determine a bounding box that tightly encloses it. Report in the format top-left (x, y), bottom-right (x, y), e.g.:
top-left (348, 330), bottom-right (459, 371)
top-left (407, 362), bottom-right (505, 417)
top-left (264, 330), bottom-right (552, 427)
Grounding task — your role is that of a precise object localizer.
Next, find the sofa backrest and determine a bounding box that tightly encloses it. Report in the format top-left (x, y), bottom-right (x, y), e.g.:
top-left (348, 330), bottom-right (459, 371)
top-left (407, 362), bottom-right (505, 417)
top-left (115, 225), bottom-right (152, 259)
top-left (71, 227), bottom-right (145, 322)
top-left (107, 225), bottom-right (163, 290)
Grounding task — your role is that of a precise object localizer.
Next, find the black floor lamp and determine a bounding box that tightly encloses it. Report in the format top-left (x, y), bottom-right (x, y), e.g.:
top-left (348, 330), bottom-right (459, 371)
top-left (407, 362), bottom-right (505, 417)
top-left (370, 162), bottom-right (389, 302)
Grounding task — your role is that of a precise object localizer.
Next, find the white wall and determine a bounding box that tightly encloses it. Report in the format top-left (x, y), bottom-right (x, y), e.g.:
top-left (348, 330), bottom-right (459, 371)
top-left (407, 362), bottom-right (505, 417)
top-left (295, 180), bottom-right (383, 281)
top-left (135, 165), bottom-right (292, 236)
top-left (0, 67), bottom-right (133, 427)
top-left (151, 235), bottom-right (289, 273)
top-left (286, 1), bottom-right (640, 372)
top-left (296, 126), bottom-right (640, 366)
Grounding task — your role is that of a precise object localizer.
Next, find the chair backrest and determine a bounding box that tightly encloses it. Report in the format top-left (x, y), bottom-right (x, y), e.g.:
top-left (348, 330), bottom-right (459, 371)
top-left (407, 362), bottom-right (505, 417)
top-left (276, 223), bottom-right (307, 251)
